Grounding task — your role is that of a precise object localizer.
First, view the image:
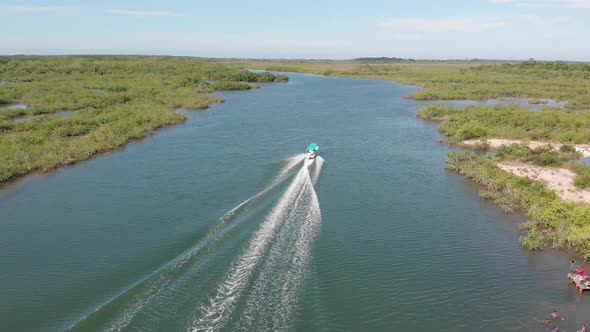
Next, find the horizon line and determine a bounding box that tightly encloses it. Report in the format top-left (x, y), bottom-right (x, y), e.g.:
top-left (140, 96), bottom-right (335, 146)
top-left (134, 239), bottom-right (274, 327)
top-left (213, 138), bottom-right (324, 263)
top-left (1, 53), bottom-right (589, 63)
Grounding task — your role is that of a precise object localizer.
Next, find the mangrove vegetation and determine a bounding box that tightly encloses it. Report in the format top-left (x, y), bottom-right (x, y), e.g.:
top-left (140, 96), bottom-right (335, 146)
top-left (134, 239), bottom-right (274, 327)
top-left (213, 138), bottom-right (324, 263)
top-left (221, 59), bottom-right (590, 110)
top-left (0, 55), bottom-right (287, 182)
top-left (416, 104), bottom-right (590, 143)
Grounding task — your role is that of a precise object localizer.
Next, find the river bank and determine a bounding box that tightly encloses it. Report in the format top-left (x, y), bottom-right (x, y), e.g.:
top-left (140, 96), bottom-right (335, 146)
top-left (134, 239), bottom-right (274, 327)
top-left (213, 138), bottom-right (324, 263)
top-left (497, 161), bottom-right (590, 204)
top-left (447, 151), bottom-right (590, 259)
top-left (0, 56), bottom-right (287, 183)
top-left (414, 103), bottom-right (590, 257)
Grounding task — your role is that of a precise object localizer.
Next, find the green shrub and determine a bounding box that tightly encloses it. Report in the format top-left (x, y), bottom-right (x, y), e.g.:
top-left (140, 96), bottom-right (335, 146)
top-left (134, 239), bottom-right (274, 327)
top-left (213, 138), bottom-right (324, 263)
top-left (566, 162), bottom-right (590, 189)
top-left (537, 152), bottom-right (561, 166)
top-left (415, 103), bottom-right (590, 143)
top-left (560, 144), bottom-right (576, 153)
top-left (209, 81), bottom-right (251, 90)
top-left (452, 121), bottom-right (488, 141)
top-left (473, 141), bottom-right (490, 151)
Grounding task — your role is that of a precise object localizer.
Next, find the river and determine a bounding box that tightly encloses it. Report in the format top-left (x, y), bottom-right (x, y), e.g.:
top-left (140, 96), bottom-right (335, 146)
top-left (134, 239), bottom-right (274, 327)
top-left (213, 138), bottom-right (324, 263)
top-left (0, 73), bottom-right (588, 331)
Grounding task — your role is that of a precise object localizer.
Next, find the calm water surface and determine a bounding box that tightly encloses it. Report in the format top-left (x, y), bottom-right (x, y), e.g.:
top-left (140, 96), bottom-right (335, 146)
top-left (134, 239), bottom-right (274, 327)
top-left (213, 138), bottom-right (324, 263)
top-left (0, 102), bottom-right (27, 110)
top-left (1, 73), bottom-right (588, 331)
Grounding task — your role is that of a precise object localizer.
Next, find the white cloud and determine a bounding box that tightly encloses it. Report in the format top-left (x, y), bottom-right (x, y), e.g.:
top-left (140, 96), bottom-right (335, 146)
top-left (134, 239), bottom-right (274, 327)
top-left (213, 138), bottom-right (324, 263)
top-left (106, 9), bottom-right (185, 17)
top-left (566, 0), bottom-right (590, 8)
top-left (518, 14), bottom-right (566, 24)
top-left (390, 33), bottom-right (422, 41)
top-left (0, 5), bottom-right (68, 13)
top-left (489, 0), bottom-right (590, 8)
top-left (488, 0), bottom-right (517, 3)
top-left (377, 14), bottom-right (576, 35)
top-left (377, 16), bottom-right (510, 32)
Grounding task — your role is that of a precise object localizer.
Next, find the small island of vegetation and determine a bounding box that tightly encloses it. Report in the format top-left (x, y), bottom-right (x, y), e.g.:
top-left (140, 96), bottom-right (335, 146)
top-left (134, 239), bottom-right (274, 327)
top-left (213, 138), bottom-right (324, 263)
top-left (0, 55), bottom-right (287, 182)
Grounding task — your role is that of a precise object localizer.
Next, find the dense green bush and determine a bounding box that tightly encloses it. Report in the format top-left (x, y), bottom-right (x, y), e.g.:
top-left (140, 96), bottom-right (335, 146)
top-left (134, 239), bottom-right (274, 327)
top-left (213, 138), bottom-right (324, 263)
top-left (454, 121), bottom-right (488, 141)
top-left (565, 162), bottom-right (590, 189)
top-left (209, 81), bottom-right (251, 90)
top-left (495, 143), bottom-right (566, 167)
top-left (473, 141), bottom-right (490, 151)
top-left (417, 103), bottom-right (590, 143)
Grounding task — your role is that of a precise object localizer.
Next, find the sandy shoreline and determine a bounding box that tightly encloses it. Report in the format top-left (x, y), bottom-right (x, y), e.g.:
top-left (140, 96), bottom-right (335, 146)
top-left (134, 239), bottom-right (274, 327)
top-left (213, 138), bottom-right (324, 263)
top-left (458, 138), bottom-right (590, 203)
top-left (498, 162), bottom-right (590, 204)
top-left (462, 138), bottom-right (590, 157)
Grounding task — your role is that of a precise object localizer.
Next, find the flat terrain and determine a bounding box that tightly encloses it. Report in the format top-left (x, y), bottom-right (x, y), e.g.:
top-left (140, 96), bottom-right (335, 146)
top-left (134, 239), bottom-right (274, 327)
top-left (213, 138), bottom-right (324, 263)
top-left (221, 58), bottom-right (590, 110)
top-left (498, 162), bottom-right (590, 203)
top-left (0, 56), bottom-right (286, 182)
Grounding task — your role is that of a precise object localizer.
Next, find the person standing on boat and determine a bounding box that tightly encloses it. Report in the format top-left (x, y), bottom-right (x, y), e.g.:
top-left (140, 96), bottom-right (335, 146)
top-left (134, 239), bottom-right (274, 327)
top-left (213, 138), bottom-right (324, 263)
top-left (578, 266), bottom-right (585, 280)
top-left (571, 260), bottom-right (578, 273)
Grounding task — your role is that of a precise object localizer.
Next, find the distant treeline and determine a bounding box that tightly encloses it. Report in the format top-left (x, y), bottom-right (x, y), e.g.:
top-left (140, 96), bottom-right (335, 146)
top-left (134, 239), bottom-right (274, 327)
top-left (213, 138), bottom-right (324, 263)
top-left (353, 57), bottom-right (415, 62)
top-left (474, 60), bottom-right (590, 79)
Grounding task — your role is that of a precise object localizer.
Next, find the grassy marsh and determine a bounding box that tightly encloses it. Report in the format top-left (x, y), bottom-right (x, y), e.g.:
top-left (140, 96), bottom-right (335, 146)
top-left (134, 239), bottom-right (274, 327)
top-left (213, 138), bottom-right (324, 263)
top-left (221, 58), bottom-right (590, 110)
top-left (0, 55), bottom-right (286, 182)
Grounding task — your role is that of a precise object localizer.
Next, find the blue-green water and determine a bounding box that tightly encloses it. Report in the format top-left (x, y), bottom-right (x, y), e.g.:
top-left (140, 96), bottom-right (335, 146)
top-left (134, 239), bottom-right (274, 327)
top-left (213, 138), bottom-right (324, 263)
top-left (1, 73), bottom-right (588, 331)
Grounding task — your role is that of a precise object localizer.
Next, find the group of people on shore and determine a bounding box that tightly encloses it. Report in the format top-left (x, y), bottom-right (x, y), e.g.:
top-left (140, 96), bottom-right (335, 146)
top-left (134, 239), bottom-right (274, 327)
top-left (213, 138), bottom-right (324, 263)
top-left (543, 310), bottom-right (586, 332)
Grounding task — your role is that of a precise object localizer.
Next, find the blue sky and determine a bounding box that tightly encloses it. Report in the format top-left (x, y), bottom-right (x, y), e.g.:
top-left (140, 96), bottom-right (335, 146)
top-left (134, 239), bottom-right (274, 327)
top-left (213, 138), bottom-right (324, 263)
top-left (1, 0), bottom-right (589, 60)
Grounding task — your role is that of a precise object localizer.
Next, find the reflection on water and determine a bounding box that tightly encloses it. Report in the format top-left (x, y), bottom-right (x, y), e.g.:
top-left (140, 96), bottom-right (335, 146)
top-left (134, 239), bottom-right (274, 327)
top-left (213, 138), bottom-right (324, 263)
top-left (13, 110), bottom-right (74, 123)
top-left (50, 111), bottom-right (74, 118)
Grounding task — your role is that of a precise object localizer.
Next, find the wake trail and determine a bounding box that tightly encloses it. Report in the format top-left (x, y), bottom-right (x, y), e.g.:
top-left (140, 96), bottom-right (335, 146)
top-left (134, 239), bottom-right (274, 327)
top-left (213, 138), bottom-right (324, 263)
top-left (67, 154), bottom-right (305, 332)
top-left (310, 156), bottom-right (325, 185)
top-left (237, 159), bottom-right (323, 331)
top-left (192, 159), bottom-right (323, 332)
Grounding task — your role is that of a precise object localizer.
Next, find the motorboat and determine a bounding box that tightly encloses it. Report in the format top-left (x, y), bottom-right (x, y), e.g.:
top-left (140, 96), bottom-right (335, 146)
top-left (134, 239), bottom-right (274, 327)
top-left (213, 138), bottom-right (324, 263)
top-left (306, 143), bottom-right (319, 159)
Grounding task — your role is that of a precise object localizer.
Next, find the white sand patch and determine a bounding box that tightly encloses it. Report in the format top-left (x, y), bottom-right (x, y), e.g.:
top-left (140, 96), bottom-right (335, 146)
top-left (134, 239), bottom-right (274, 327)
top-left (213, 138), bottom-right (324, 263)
top-left (462, 138), bottom-right (590, 157)
top-left (498, 162), bottom-right (590, 204)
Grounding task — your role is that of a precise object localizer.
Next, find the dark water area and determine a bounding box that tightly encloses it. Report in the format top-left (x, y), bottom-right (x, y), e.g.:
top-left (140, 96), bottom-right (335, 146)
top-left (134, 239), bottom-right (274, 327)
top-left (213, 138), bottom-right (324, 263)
top-left (0, 73), bottom-right (588, 331)
top-left (14, 110), bottom-right (74, 123)
top-left (0, 102), bottom-right (27, 110)
top-left (423, 97), bottom-right (567, 110)
top-left (49, 110), bottom-right (74, 118)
